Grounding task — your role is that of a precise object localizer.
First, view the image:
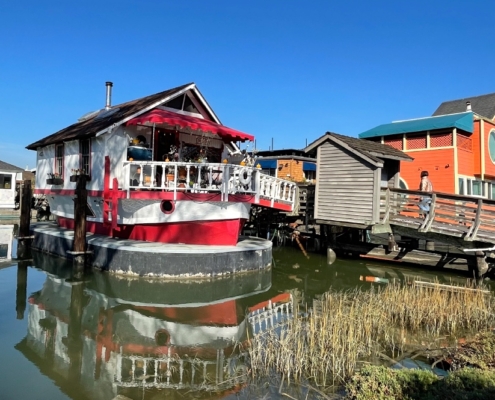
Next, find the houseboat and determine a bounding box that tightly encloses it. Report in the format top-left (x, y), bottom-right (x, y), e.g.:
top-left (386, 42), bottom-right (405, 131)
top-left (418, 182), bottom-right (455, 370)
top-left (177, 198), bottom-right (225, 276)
top-left (26, 82), bottom-right (296, 246)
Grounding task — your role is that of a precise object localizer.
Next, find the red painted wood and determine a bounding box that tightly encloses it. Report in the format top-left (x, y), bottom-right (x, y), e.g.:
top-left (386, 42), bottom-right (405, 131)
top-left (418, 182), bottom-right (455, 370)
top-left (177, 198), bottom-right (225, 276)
top-left (58, 217), bottom-right (246, 245)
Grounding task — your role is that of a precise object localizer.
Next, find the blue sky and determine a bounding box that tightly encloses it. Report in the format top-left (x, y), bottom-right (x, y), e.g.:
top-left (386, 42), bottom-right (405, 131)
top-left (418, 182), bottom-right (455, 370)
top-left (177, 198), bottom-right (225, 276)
top-left (1, 0), bottom-right (495, 170)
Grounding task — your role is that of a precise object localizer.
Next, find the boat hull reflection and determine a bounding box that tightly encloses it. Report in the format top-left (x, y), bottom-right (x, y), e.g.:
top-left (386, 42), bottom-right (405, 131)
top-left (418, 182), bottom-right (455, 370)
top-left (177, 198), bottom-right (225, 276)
top-left (16, 253), bottom-right (294, 399)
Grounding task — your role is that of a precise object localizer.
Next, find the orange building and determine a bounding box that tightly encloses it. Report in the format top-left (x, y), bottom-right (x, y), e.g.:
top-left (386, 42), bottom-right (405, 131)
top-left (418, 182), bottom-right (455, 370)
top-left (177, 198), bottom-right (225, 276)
top-left (359, 96), bottom-right (495, 198)
top-left (255, 149), bottom-right (316, 184)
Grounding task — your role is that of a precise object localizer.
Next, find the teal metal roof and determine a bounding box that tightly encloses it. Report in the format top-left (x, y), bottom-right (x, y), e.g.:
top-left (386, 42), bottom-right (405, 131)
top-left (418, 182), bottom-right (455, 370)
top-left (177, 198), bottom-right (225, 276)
top-left (359, 112), bottom-right (474, 139)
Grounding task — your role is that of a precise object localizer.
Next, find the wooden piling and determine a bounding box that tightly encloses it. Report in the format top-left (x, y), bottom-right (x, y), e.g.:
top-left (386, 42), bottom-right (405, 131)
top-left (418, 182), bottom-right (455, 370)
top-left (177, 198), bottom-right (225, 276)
top-left (17, 180), bottom-right (33, 259)
top-left (69, 175), bottom-right (92, 268)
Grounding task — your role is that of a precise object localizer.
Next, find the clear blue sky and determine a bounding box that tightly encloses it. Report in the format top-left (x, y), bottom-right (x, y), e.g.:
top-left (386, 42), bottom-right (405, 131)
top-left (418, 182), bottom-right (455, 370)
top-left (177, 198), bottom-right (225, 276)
top-left (1, 0), bottom-right (495, 170)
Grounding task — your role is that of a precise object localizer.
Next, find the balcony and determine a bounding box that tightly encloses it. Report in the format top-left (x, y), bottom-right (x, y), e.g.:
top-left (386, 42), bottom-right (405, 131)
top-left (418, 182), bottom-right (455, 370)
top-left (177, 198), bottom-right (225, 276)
top-left (122, 161), bottom-right (297, 210)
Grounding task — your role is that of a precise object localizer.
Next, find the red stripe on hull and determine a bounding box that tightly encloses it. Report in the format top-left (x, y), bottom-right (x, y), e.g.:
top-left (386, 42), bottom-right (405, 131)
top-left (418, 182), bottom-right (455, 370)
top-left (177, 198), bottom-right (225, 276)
top-left (58, 217), bottom-right (246, 246)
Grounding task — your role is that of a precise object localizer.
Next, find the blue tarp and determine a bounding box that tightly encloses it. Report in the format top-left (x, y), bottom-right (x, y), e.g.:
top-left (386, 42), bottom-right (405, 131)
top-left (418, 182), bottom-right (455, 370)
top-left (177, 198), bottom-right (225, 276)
top-left (257, 159), bottom-right (277, 169)
top-left (359, 112), bottom-right (474, 139)
top-left (303, 162), bottom-right (316, 171)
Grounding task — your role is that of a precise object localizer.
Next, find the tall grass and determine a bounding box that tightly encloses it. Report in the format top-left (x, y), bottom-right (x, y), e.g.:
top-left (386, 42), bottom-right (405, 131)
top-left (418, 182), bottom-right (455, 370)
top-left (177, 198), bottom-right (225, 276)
top-left (248, 280), bottom-right (495, 387)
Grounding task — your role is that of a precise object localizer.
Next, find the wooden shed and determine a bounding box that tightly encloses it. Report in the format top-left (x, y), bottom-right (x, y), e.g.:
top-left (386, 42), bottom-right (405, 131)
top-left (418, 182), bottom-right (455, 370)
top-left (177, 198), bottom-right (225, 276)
top-left (305, 132), bottom-right (412, 229)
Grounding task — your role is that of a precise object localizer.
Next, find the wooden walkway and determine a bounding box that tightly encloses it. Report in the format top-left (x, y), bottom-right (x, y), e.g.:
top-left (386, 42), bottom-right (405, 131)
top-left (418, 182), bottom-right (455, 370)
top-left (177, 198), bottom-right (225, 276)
top-left (381, 188), bottom-right (495, 247)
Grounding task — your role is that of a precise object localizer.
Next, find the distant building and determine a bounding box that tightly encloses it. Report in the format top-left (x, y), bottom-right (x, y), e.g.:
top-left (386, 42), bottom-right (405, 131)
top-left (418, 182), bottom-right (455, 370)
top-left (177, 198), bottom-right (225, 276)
top-left (360, 93), bottom-right (495, 198)
top-left (0, 160), bottom-right (34, 208)
top-left (255, 149), bottom-right (316, 184)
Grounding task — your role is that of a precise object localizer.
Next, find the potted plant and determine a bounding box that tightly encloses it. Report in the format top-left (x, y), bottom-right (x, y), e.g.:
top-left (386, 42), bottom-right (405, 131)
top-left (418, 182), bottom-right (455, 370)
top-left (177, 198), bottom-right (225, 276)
top-left (47, 173), bottom-right (63, 185)
top-left (70, 169), bottom-right (90, 182)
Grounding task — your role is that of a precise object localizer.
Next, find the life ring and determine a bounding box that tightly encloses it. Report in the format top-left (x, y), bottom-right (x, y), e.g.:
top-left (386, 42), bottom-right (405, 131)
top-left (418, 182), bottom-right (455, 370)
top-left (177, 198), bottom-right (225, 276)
top-left (238, 167), bottom-right (252, 186)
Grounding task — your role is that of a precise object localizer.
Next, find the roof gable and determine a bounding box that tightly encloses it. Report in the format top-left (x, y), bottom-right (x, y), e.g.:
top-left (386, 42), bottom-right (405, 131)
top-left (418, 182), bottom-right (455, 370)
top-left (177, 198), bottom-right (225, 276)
top-left (305, 132), bottom-right (413, 166)
top-left (433, 93), bottom-right (495, 119)
top-left (359, 112), bottom-right (473, 139)
top-left (26, 82), bottom-right (215, 150)
top-left (0, 160), bottom-right (24, 172)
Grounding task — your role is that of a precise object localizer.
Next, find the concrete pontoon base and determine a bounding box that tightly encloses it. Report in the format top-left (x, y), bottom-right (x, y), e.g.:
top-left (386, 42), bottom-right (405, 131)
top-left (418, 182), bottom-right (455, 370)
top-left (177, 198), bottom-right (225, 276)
top-left (30, 223), bottom-right (272, 278)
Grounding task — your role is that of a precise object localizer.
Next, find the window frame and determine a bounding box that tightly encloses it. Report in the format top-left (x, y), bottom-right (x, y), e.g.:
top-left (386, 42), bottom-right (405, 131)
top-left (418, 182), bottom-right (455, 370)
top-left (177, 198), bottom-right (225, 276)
top-left (55, 144), bottom-right (64, 178)
top-left (80, 139), bottom-right (91, 177)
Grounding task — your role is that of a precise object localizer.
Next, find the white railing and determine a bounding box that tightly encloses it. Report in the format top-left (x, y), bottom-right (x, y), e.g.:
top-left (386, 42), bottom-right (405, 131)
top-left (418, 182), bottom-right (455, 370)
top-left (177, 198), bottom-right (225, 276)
top-left (122, 161), bottom-right (297, 209)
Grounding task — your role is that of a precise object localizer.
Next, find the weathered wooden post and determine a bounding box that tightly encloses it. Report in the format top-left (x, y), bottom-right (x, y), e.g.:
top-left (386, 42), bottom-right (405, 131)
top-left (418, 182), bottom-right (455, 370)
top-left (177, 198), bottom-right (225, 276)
top-left (69, 175), bottom-right (91, 269)
top-left (17, 180), bottom-right (33, 259)
top-left (16, 260), bottom-right (28, 319)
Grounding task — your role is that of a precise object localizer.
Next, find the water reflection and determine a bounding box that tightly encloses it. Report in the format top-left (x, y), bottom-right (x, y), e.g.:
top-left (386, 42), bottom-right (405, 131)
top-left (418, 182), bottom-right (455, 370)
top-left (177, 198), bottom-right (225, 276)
top-left (15, 253), bottom-right (294, 400)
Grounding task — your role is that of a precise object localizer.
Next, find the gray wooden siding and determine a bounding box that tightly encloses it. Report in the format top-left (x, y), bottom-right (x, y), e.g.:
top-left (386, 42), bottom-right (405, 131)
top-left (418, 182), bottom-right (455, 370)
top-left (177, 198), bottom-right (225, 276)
top-left (315, 142), bottom-right (376, 225)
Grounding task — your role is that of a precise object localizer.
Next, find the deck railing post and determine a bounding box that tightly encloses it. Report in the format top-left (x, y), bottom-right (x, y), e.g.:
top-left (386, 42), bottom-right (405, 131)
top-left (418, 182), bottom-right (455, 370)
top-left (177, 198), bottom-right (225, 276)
top-left (466, 198), bottom-right (483, 241)
top-left (382, 188), bottom-right (391, 223)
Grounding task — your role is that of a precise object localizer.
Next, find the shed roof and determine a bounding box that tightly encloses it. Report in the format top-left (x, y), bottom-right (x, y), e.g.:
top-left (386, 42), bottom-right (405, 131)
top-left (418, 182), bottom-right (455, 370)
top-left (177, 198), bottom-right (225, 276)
top-left (433, 93), bottom-right (495, 119)
top-left (358, 112), bottom-right (473, 139)
top-left (0, 160), bottom-right (24, 173)
top-left (26, 82), bottom-right (215, 150)
top-left (305, 132), bottom-right (412, 167)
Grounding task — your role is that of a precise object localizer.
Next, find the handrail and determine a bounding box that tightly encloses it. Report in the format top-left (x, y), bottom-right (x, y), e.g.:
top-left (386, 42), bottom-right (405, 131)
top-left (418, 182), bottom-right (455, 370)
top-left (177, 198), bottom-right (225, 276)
top-left (122, 161), bottom-right (297, 210)
top-left (381, 187), bottom-right (495, 242)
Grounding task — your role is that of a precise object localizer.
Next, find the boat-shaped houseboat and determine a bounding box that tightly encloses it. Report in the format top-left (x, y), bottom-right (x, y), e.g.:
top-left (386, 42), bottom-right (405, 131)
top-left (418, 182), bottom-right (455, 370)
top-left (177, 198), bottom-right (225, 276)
top-left (27, 82), bottom-right (296, 246)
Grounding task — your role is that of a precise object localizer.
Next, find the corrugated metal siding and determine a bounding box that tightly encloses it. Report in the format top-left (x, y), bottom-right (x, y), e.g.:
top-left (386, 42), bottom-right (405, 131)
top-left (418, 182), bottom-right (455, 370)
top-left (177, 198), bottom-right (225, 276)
top-left (316, 142), bottom-right (375, 225)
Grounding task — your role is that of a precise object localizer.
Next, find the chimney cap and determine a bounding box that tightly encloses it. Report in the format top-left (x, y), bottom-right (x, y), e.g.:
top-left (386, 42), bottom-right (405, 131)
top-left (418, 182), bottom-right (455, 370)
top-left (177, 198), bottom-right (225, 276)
top-left (466, 101), bottom-right (472, 111)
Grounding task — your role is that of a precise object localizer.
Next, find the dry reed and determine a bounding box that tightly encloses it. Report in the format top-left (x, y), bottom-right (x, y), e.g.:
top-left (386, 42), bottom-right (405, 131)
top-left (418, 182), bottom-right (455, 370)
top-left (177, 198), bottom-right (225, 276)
top-left (248, 280), bottom-right (495, 388)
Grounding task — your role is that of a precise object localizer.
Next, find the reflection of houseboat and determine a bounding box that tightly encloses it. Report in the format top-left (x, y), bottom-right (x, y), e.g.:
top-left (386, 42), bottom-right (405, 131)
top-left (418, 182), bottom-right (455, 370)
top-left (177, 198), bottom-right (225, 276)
top-left (27, 82), bottom-right (296, 246)
top-left (16, 264), bottom-right (293, 399)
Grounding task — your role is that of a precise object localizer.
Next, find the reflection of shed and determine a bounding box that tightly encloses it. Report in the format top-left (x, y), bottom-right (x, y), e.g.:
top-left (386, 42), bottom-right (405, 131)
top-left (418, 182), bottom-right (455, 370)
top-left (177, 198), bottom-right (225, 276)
top-left (304, 132), bottom-right (412, 229)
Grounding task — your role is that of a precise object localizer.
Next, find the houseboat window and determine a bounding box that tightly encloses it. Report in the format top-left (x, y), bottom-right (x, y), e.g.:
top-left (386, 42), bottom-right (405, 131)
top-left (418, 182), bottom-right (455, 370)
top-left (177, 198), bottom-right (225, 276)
top-left (305, 170), bottom-right (316, 182)
top-left (55, 144), bottom-right (64, 177)
top-left (80, 139), bottom-right (91, 176)
top-left (0, 174), bottom-right (12, 189)
top-left (491, 183), bottom-right (495, 200)
top-left (399, 178), bottom-right (408, 190)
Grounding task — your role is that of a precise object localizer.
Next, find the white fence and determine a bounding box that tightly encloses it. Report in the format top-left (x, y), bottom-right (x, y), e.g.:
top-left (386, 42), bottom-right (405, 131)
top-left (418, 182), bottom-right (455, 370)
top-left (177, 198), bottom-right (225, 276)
top-left (122, 161), bottom-right (297, 209)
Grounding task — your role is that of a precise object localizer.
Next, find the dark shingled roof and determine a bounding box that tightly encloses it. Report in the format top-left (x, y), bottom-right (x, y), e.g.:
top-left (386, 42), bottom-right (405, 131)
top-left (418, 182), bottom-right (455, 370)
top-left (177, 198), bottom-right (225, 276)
top-left (433, 92), bottom-right (495, 119)
top-left (305, 132), bottom-right (413, 163)
top-left (0, 160), bottom-right (24, 172)
top-left (26, 83), bottom-right (194, 150)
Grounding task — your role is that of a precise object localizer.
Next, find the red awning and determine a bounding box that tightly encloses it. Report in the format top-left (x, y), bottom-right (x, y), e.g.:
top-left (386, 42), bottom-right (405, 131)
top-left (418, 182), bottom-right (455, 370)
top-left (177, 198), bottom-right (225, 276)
top-left (126, 109), bottom-right (254, 142)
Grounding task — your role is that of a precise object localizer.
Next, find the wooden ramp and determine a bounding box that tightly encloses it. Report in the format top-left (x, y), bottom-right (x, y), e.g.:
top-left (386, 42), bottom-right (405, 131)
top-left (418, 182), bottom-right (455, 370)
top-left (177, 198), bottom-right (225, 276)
top-left (381, 188), bottom-right (495, 248)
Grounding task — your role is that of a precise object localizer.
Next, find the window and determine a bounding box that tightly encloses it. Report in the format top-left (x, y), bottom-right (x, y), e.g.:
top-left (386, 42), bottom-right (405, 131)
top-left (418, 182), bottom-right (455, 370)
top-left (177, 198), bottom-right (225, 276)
top-left (458, 178), bottom-right (464, 195)
top-left (0, 174), bottom-right (12, 189)
top-left (55, 144), bottom-right (64, 177)
top-left (399, 178), bottom-right (408, 190)
top-left (489, 130), bottom-right (495, 163)
top-left (304, 170), bottom-right (316, 182)
top-left (262, 168), bottom-right (277, 177)
top-left (80, 139), bottom-right (91, 176)
top-left (472, 180), bottom-right (482, 196)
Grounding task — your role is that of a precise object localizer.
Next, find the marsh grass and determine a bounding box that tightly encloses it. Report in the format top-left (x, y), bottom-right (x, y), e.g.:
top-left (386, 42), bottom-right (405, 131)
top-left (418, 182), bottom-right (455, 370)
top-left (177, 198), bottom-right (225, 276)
top-left (248, 280), bottom-right (495, 388)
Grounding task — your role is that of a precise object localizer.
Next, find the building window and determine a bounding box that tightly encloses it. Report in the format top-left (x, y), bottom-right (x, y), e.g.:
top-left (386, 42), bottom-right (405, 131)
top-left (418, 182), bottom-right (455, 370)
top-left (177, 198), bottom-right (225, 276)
top-left (472, 180), bottom-right (482, 196)
top-left (262, 168), bottom-right (277, 177)
top-left (489, 130), bottom-right (495, 163)
top-left (0, 174), bottom-right (12, 189)
top-left (304, 170), bottom-right (316, 182)
top-left (55, 144), bottom-right (64, 177)
top-left (80, 139), bottom-right (91, 176)
top-left (458, 178), bottom-right (465, 195)
top-left (399, 178), bottom-right (408, 189)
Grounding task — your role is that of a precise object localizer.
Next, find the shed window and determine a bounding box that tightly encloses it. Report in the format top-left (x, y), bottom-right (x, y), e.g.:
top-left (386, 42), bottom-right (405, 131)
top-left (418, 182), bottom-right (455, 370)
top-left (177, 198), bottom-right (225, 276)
top-left (0, 174), bottom-right (12, 189)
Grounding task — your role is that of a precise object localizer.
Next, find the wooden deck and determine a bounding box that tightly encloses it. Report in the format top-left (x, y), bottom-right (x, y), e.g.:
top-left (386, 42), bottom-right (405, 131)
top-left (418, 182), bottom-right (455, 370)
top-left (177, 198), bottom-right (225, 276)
top-left (381, 188), bottom-right (495, 247)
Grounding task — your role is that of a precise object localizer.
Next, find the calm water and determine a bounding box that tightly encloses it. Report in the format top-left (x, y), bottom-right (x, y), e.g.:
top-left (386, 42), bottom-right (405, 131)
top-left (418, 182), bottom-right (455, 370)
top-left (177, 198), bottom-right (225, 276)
top-left (0, 227), bottom-right (493, 400)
